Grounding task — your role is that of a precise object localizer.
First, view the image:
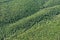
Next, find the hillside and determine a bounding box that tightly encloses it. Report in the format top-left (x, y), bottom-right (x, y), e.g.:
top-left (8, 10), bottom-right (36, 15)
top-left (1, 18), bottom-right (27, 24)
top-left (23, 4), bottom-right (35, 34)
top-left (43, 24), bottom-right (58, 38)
top-left (0, 0), bottom-right (60, 40)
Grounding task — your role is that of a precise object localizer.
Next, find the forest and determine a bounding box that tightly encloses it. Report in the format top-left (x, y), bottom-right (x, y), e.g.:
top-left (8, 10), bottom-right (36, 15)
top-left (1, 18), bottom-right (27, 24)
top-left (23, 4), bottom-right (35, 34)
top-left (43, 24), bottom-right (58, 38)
top-left (0, 0), bottom-right (60, 40)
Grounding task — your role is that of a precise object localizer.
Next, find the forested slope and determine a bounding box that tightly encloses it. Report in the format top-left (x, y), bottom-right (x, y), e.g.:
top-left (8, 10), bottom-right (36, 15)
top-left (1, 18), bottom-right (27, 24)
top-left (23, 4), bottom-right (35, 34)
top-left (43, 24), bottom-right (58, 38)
top-left (0, 0), bottom-right (60, 40)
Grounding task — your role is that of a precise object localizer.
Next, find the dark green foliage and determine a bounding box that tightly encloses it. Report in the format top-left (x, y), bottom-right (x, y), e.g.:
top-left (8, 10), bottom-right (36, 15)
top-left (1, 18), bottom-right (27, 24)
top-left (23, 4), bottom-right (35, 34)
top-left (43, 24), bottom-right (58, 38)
top-left (0, 0), bottom-right (60, 40)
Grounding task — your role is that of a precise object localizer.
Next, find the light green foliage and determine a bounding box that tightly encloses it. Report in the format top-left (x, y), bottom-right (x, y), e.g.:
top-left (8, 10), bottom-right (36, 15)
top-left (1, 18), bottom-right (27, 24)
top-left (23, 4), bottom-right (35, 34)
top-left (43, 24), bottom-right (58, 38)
top-left (0, 0), bottom-right (60, 40)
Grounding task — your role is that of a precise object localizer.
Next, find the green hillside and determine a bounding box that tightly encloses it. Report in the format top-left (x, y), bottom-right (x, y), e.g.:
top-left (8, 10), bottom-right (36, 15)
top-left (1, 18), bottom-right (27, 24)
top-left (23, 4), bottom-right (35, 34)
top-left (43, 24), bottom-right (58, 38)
top-left (0, 0), bottom-right (60, 40)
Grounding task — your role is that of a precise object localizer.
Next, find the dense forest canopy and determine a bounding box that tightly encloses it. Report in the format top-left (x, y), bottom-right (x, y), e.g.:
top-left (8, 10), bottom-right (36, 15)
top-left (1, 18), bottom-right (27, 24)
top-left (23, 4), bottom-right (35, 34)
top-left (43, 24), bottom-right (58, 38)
top-left (0, 0), bottom-right (60, 40)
